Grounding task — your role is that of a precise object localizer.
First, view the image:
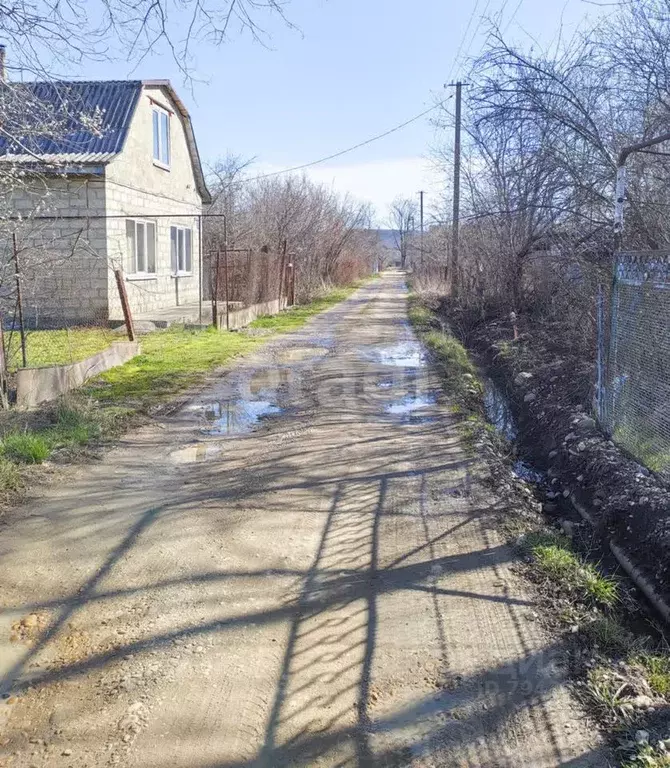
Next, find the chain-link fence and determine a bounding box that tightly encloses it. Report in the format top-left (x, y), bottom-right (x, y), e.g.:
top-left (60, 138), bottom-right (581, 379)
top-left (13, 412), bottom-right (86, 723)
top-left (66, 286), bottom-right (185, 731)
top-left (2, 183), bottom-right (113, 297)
top-left (597, 251), bottom-right (670, 479)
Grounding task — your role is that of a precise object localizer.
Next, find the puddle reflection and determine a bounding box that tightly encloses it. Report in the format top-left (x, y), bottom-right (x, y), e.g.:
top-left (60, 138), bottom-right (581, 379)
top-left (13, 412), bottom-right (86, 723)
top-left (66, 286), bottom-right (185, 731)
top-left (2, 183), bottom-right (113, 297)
top-left (200, 400), bottom-right (283, 436)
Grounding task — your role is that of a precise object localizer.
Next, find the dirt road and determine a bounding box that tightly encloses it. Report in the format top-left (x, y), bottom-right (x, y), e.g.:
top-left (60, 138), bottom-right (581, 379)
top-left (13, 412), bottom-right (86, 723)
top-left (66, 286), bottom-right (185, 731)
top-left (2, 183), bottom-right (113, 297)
top-left (0, 273), bottom-right (605, 767)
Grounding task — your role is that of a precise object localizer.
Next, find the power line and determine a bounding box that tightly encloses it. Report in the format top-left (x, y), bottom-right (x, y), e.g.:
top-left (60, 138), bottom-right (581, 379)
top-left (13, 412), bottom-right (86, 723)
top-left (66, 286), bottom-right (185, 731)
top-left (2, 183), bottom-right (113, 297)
top-left (225, 99), bottom-right (452, 187)
top-left (503, 0), bottom-right (525, 32)
top-left (445, 0), bottom-right (483, 84)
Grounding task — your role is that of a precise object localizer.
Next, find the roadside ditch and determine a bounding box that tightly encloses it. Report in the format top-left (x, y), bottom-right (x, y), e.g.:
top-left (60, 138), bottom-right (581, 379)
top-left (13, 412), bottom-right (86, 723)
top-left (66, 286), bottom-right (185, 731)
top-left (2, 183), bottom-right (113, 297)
top-left (409, 293), bottom-right (670, 768)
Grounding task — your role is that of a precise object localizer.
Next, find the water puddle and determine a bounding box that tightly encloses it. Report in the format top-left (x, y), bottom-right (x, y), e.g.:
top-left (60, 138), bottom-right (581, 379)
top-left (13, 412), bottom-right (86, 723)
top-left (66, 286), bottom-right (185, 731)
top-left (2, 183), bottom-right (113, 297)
top-left (199, 400), bottom-right (283, 436)
top-left (385, 393), bottom-right (437, 414)
top-left (513, 460), bottom-right (545, 484)
top-left (384, 393), bottom-right (437, 424)
top-left (364, 341), bottom-right (426, 368)
top-left (377, 379), bottom-right (394, 389)
top-left (278, 347), bottom-right (329, 363)
top-left (171, 442), bottom-right (224, 463)
top-left (483, 377), bottom-right (518, 441)
top-left (482, 376), bottom-right (547, 486)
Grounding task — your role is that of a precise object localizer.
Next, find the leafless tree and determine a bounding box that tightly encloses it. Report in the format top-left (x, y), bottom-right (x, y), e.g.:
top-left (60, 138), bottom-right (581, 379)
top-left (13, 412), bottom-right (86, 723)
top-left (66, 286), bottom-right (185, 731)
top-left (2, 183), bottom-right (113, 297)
top-left (388, 197), bottom-right (418, 270)
top-left (2, 0), bottom-right (295, 79)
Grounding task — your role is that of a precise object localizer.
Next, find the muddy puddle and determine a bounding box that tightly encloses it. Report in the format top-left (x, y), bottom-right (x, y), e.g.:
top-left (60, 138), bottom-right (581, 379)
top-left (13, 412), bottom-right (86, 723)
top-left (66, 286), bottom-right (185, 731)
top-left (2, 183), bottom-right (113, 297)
top-left (171, 442), bottom-right (224, 463)
top-left (197, 399), bottom-right (283, 436)
top-left (278, 346), bottom-right (330, 363)
top-left (384, 393), bottom-right (437, 424)
top-left (363, 341), bottom-right (426, 368)
top-left (385, 393), bottom-right (437, 414)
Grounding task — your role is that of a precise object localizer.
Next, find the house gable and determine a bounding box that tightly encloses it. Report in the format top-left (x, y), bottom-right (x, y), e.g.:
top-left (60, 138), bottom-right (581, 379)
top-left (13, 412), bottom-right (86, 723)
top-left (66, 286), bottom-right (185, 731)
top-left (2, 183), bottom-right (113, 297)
top-left (105, 82), bottom-right (210, 206)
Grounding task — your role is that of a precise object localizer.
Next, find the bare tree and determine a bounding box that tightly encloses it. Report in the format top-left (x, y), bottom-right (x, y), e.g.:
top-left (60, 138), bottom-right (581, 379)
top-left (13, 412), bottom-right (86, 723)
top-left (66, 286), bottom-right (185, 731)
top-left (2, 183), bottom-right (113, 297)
top-left (2, 0), bottom-right (295, 79)
top-left (388, 197), bottom-right (418, 269)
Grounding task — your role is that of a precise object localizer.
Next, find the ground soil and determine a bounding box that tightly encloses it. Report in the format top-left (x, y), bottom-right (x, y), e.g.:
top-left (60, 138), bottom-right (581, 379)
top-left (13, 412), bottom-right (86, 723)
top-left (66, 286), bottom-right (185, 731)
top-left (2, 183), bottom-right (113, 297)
top-left (0, 274), bottom-right (606, 767)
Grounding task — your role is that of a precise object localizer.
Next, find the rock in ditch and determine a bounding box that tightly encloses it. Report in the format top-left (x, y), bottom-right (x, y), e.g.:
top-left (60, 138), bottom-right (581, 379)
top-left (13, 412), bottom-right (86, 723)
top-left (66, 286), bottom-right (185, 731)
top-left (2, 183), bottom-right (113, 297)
top-left (524, 392), bottom-right (537, 403)
top-left (514, 371), bottom-right (533, 386)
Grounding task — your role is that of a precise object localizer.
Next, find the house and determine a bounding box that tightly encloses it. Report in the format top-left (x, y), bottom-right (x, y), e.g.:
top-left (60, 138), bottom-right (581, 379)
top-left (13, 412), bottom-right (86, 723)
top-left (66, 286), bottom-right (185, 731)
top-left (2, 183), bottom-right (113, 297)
top-left (0, 77), bottom-right (211, 327)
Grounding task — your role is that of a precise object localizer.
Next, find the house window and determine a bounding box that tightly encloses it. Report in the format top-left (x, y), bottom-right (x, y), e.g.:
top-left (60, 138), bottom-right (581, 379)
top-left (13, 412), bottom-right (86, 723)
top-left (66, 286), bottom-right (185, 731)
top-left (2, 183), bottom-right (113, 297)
top-left (152, 106), bottom-right (170, 167)
top-left (170, 226), bottom-right (192, 274)
top-left (126, 219), bottom-right (156, 274)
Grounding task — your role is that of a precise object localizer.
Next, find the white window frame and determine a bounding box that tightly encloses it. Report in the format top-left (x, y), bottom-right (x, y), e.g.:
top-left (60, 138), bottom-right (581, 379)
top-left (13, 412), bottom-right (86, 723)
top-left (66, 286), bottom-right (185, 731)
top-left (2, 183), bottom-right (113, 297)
top-left (152, 105), bottom-right (171, 169)
top-left (170, 225), bottom-right (193, 276)
top-left (126, 219), bottom-right (156, 277)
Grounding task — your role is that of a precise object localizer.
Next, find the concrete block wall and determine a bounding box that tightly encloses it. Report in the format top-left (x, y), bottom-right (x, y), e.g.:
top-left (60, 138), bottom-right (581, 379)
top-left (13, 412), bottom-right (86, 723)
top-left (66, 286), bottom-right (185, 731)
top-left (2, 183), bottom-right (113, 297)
top-left (104, 185), bottom-right (201, 319)
top-left (7, 178), bottom-right (109, 327)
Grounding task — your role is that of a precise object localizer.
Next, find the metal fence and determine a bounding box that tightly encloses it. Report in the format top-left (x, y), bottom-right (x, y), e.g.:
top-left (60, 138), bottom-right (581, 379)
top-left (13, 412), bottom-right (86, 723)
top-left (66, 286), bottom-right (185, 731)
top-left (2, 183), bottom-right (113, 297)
top-left (597, 251), bottom-right (670, 479)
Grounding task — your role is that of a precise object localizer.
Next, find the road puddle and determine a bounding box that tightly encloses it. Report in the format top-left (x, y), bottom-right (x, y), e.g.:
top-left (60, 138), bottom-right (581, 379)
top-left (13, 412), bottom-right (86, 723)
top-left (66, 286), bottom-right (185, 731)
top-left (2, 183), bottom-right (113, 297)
top-left (200, 399), bottom-right (283, 436)
top-left (364, 341), bottom-right (425, 368)
top-left (384, 393), bottom-right (437, 423)
top-left (171, 442), bottom-right (224, 463)
top-left (278, 347), bottom-right (330, 363)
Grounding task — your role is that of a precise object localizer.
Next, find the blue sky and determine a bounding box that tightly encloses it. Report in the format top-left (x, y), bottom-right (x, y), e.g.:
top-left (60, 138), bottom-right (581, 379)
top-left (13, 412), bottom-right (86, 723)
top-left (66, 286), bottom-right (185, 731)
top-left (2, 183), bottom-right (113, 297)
top-left (23, 0), bottom-right (601, 223)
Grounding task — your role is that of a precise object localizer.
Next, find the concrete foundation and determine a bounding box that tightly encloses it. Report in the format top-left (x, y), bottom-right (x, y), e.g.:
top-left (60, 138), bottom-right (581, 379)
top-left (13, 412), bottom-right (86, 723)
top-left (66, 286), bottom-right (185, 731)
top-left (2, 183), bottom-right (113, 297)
top-left (220, 298), bottom-right (287, 330)
top-left (16, 341), bottom-right (140, 408)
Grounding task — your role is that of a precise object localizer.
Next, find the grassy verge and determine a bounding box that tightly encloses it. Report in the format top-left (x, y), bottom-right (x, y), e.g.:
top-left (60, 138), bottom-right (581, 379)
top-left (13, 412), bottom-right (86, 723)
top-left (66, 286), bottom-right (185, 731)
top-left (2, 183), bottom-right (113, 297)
top-left (0, 282), bottom-right (362, 503)
top-left (408, 292), bottom-right (670, 767)
top-left (407, 295), bottom-right (483, 411)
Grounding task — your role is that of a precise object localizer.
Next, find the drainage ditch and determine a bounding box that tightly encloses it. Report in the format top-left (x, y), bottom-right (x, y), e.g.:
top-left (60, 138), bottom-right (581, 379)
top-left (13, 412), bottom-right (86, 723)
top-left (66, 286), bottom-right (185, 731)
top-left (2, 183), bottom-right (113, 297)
top-left (480, 373), bottom-right (670, 627)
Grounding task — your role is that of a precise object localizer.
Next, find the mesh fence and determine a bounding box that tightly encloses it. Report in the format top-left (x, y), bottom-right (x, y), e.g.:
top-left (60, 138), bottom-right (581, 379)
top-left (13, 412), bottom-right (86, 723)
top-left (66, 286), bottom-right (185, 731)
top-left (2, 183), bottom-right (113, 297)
top-left (598, 251), bottom-right (670, 479)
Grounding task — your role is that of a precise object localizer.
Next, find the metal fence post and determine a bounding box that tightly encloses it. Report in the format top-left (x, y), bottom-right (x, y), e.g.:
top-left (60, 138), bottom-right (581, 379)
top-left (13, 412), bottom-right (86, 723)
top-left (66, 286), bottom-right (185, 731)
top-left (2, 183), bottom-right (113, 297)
top-left (11, 233), bottom-right (27, 368)
top-left (0, 313), bottom-right (9, 409)
top-left (114, 269), bottom-right (136, 342)
top-left (212, 249), bottom-right (220, 328)
top-left (223, 242), bottom-right (230, 331)
top-left (278, 239), bottom-right (287, 306)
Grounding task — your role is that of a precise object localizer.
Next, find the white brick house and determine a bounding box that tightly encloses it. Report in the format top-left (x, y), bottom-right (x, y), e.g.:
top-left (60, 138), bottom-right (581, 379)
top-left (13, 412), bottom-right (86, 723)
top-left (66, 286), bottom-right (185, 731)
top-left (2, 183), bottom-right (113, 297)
top-left (0, 80), bottom-right (211, 326)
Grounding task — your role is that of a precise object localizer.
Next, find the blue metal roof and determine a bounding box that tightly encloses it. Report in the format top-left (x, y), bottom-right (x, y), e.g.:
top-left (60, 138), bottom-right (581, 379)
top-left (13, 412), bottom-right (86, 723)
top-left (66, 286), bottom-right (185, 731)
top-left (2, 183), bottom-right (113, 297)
top-left (0, 80), bottom-right (142, 161)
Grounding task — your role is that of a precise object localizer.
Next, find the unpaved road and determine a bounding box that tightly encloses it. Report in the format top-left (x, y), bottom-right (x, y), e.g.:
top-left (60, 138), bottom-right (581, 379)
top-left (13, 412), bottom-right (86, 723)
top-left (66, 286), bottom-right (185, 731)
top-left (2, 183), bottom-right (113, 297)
top-left (0, 273), bottom-right (605, 767)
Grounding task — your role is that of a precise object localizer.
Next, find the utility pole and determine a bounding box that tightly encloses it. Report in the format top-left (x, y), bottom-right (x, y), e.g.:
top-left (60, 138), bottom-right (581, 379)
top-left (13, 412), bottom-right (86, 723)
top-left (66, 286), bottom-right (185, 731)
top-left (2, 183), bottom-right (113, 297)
top-left (446, 81), bottom-right (466, 297)
top-left (419, 190), bottom-right (424, 268)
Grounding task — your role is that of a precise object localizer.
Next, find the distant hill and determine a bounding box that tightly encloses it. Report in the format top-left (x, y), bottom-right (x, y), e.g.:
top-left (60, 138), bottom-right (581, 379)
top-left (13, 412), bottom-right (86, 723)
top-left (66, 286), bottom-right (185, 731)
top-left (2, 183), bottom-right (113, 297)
top-left (375, 229), bottom-right (399, 251)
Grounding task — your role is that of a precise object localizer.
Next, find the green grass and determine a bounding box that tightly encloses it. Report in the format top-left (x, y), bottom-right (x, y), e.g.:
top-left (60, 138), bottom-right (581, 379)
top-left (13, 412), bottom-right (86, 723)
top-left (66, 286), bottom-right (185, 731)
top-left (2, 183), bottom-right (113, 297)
top-left (521, 529), bottom-right (619, 609)
top-left (583, 616), bottom-right (635, 654)
top-left (89, 326), bottom-right (261, 405)
top-left (634, 653), bottom-right (670, 697)
top-left (622, 744), bottom-right (670, 768)
top-left (0, 457), bottom-right (21, 494)
top-left (0, 432), bottom-right (50, 464)
top-left (613, 426), bottom-right (670, 476)
top-left (0, 400), bottom-right (107, 465)
top-left (407, 296), bottom-right (483, 408)
top-left (250, 287), bottom-right (355, 331)
top-left (6, 328), bottom-right (114, 370)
